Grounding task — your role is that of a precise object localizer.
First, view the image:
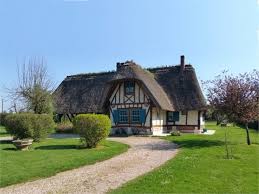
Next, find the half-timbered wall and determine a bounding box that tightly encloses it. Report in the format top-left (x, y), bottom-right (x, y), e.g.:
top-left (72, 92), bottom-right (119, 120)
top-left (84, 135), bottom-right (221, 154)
top-left (166, 110), bottom-right (205, 131)
top-left (151, 109), bottom-right (205, 134)
top-left (109, 81), bottom-right (205, 134)
top-left (109, 81), bottom-right (151, 128)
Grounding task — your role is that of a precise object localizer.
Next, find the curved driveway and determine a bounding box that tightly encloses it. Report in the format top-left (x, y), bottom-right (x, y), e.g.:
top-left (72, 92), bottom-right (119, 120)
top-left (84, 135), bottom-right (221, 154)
top-left (1, 137), bottom-right (178, 194)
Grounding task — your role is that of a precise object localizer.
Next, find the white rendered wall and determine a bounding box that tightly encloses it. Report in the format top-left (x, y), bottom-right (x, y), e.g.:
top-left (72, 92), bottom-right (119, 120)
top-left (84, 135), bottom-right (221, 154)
top-left (151, 107), bottom-right (166, 135)
top-left (187, 110), bottom-right (198, 125)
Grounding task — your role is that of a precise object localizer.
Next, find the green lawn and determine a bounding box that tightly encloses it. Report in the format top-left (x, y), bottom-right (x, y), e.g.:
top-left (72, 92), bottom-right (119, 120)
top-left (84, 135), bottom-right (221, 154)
top-left (111, 122), bottom-right (259, 194)
top-left (0, 138), bottom-right (128, 187)
top-left (0, 126), bottom-right (10, 137)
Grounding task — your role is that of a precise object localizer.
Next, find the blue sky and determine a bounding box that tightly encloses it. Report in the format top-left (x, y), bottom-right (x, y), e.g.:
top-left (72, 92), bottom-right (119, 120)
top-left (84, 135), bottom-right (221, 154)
top-left (0, 0), bottom-right (258, 111)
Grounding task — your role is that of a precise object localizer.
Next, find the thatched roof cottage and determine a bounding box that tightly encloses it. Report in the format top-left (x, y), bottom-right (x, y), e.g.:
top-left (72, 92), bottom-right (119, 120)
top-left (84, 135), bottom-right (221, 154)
top-left (54, 56), bottom-right (207, 135)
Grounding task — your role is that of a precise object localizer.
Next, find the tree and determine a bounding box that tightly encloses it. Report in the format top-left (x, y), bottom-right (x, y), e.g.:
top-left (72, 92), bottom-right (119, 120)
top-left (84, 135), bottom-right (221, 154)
top-left (8, 57), bottom-right (54, 114)
top-left (204, 70), bottom-right (259, 145)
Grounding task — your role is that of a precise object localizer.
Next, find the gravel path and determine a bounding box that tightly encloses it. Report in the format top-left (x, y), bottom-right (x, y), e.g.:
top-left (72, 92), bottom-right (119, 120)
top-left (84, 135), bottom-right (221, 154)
top-left (1, 137), bottom-right (178, 194)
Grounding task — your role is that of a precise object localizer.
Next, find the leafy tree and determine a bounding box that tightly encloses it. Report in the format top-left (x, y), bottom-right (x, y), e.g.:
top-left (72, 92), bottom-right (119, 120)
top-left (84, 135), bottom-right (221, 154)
top-left (8, 57), bottom-right (54, 114)
top-left (204, 105), bottom-right (226, 125)
top-left (204, 70), bottom-right (259, 145)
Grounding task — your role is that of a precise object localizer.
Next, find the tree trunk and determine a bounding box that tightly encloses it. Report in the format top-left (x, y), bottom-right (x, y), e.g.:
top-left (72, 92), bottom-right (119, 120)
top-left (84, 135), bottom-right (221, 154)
top-left (216, 115), bottom-right (221, 125)
top-left (224, 128), bottom-right (230, 159)
top-left (216, 120), bottom-right (220, 125)
top-left (245, 123), bottom-right (251, 145)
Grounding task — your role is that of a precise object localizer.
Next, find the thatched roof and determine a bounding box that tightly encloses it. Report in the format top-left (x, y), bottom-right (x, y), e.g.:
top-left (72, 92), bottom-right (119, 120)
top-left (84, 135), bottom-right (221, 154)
top-left (149, 65), bottom-right (207, 110)
top-left (53, 59), bottom-right (206, 114)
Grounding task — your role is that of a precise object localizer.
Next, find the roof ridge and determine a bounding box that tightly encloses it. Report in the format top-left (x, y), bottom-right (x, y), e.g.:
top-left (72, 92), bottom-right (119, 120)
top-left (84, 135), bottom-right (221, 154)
top-left (146, 64), bottom-right (193, 72)
top-left (65, 63), bottom-right (194, 79)
top-left (66, 71), bottom-right (116, 78)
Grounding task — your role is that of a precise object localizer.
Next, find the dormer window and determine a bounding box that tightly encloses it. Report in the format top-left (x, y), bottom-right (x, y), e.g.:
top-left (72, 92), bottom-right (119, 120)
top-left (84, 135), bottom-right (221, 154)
top-left (124, 81), bottom-right (135, 95)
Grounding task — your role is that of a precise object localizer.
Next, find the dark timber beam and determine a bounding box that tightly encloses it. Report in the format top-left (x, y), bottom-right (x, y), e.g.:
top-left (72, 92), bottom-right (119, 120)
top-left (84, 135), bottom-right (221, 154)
top-left (66, 114), bottom-right (72, 122)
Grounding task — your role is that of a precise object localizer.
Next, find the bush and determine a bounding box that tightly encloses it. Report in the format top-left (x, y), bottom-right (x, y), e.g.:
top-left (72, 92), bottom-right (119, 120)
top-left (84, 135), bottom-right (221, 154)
top-left (32, 114), bottom-right (55, 141)
top-left (0, 113), bottom-right (9, 126)
top-left (55, 122), bottom-right (74, 133)
top-left (170, 130), bottom-right (181, 136)
top-left (73, 114), bottom-right (111, 148)
top-left (5, 113), bottom-right (55, 141)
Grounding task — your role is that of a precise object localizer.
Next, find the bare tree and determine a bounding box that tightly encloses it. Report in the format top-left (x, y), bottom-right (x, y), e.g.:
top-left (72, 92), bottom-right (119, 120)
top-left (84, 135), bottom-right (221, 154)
top-left (8, 57), bottom-right (54, 114)
top-left (204, 70), bottom-right (259, 145)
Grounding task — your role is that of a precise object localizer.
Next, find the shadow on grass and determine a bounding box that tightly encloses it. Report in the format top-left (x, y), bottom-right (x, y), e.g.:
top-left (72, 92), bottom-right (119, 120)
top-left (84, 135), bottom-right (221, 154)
top-left (2, 144), bottom-right (81, 151)
top-left (0, 132), bottom-right (9, 136)
top-left (3, 147), bottom-right (16, 151)
top-left (35, 145), bottom-right (78, 150)
top-left (171, 139), bottom-right (225, 148)
top-left (0, 140), bottom-right (13, 144)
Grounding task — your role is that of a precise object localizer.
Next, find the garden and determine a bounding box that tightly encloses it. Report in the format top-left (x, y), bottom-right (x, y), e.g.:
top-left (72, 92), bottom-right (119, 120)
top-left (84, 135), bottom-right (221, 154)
top-left (0, 113), bottom-right (128, 187)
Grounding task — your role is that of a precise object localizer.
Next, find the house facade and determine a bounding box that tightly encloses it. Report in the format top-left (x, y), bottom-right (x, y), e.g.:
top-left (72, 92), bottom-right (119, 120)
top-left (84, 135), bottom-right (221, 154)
top-left (54, 56), bottom-right (207, 135)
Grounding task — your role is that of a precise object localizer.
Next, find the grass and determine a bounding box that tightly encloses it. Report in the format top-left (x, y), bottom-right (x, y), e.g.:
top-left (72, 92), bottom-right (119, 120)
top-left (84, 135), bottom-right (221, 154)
top-left (0, 126), bottom-right (10, 137)
top-left (111, 122), bottom-right (259, 194)
top-left (0, 138), bottom-right (128, 187)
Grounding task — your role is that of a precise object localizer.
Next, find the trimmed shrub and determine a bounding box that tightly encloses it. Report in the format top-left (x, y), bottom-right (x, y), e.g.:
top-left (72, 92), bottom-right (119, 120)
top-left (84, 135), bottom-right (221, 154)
top-left (73, 114), bottom-right (111, 148)
top-left (32, 114), bottom-right (55, 141)
top-left (5, 113), bottom-right (55, 141)
top-left (55, 122), bottom-right (74, 133)
top-left (5, 114), bottom-right (33, 139)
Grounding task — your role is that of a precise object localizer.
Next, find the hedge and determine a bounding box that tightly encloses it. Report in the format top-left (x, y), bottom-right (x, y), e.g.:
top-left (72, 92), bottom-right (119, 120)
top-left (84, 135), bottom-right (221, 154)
top-left (5, 113), bottom-right (55, 141)
top-left (73, 114), bottom-right (111, 148)
top-left (0, 113), bottom-right (9, 126)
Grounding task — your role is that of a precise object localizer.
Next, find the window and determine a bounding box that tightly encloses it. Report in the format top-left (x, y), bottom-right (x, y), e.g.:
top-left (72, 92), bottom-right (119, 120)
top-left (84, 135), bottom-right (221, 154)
top-left (167, 111), bottom-right (179, 122)
top-left (168, 112), bottom-right (173, 122)
top-left (113, 108), bottom-right (146, 124)
top-left (124, 81), bottom-right (135, 95)
top-left (118, 109), bottom-right (128, 123)
top-left (131, 109), bottom-right (141, 123)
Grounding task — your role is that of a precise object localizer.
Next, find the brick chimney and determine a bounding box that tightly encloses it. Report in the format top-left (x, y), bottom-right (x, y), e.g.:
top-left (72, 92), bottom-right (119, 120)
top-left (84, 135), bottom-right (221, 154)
top-left (180, 55), bottom-right (185, 74)
top-left (116, 60), bottom-right (135, 71)
top-left (116, 62), bottom-right (124, 70)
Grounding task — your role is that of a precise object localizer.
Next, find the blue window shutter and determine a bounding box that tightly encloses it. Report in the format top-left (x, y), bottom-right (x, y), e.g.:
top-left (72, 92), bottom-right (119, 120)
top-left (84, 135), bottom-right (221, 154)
top-left (173, 111), bottom-right (179, 121)
top-left (113, 110), bottom-right (119, 123)
top-left (140, 109), bottom-right (146, 124)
